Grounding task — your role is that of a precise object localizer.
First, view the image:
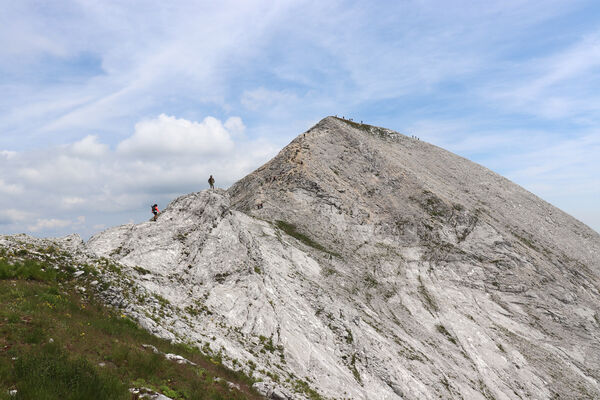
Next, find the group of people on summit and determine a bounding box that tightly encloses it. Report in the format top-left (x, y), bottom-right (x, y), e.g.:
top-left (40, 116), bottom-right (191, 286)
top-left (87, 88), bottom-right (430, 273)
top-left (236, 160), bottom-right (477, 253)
top-left (151, 175), bottom-right (215, 221)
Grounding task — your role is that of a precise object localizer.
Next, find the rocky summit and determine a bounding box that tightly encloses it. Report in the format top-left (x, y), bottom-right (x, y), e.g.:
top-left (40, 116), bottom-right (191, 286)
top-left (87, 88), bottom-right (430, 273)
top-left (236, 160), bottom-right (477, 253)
top-left (4, 116), bottom-right (600, 399)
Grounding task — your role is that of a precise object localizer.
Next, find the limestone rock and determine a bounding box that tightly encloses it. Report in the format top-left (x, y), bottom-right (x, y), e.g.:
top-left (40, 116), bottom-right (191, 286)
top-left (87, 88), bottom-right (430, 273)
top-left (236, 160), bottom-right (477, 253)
top-left (3, 117), bottom-right (599, 399)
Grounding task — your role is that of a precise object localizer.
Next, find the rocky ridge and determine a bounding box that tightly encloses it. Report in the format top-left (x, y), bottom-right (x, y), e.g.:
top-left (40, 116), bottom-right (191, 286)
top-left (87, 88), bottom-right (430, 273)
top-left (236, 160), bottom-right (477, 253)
top-left (3, 116), bottom-right (600, 399)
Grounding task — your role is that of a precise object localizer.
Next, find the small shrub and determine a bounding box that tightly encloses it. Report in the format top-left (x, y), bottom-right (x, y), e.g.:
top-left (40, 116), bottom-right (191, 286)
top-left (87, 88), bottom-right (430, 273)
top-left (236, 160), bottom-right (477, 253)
top-left (436, 324), bottom-right (458, 345)
top-left (418, 276), bottom-right (438, 313)
top-left (275, 221), bottom-right (339, 257)
top-left (133, 266), bottom-right (151, 275)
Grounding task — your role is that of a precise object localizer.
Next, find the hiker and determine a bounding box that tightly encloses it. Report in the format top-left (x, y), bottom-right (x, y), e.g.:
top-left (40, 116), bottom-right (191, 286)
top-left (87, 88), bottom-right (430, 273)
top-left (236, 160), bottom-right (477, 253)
top-left (208, 175), bottom-right (215, 190)
top-left (151, 204), bottom-right (160, 221)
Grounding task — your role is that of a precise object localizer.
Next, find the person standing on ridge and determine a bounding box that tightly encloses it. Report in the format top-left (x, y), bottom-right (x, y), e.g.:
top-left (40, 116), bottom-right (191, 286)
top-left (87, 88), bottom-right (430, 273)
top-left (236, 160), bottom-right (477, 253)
top-left (208, 175), bottom-right (215, 190)
top-left (151, 204), bottom-right (160, 221)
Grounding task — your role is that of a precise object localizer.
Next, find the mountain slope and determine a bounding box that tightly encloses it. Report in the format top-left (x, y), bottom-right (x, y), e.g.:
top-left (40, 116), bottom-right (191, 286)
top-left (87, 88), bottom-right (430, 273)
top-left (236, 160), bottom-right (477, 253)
top-left (226, 116), bottom-right (600, 398)
top-left (11, 116), bottom-right (599, 399)
top-left (0, 236), bottom-right (260, 400)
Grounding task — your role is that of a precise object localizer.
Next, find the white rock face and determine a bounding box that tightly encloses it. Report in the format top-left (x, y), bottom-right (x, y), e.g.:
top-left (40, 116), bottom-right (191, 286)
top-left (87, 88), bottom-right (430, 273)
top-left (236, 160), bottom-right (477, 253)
top-left (4, 117), bottom-right (599, 399)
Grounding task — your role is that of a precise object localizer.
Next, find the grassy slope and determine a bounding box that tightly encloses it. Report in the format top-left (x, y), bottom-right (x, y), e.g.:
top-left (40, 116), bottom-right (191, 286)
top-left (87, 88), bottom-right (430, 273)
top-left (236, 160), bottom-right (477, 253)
top-left (0, 253), bottom-right (262, 400)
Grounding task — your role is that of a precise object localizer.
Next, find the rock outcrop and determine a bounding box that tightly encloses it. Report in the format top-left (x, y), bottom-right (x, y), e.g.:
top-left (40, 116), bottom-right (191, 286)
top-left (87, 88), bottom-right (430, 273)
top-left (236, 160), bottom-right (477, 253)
top-left (4, 117), bottom-right (600, 399)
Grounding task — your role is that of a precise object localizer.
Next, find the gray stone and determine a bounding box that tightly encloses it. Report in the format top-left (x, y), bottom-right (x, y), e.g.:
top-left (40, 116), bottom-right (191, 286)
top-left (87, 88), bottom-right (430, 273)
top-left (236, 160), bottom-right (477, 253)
top-left (3, 116), bottom-right (600, 400)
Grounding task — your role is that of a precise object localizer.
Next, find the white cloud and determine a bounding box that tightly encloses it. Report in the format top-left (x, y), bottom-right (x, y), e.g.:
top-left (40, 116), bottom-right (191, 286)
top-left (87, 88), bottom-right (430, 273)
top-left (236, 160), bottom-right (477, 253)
top-left (224, 117), bottom-right (246, 137)
top-left (0, 114), bottom-right (278, 237)
top-left (483, 32), bottom-right (600, 119)
top-left (241, 88), bottom-right (299, 111)
top-left (28, 218), bottom-right (73, 232)
top-left (62, 197), bottom-right (86, 208)
top-left (0, 150), bottom-right (17, 160)
top-left (0, 208), bottom-right (32, 225)
top-left (117, 114), bottom-right (235, 158)
top-left (68, 135), bottom-right (108, 158)
top-left (1, 1), bottom-right (598, 236)
top-left (0, 179), bottom-right (23, 195)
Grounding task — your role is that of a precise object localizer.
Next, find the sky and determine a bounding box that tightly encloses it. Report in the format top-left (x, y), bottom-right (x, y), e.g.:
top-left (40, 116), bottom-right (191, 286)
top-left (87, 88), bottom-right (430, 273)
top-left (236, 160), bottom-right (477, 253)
top-left (1, 0), bottom-right (599, 238)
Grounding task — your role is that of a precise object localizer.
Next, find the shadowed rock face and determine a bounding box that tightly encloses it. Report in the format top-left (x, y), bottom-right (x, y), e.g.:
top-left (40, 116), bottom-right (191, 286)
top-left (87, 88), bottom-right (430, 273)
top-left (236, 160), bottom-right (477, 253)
top-left (6, 117), bottom-right (599, 399)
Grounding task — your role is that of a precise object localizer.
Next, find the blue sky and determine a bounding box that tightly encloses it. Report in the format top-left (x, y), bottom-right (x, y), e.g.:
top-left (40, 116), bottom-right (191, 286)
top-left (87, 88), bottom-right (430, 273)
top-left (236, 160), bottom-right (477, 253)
top-left (1, 0), bottom-right (599, 237)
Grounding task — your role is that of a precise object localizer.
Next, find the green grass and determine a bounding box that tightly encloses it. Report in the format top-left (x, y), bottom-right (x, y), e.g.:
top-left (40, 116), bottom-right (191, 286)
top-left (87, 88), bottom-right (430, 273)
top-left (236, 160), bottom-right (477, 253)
top-left (0, 252), bottom-right (261, 400)
top-left (11, 343), bottom-right (126, 400)
top-left (275, 220), bottom-right (340, 258)
top-left (0, 258), bottom-right (64, 282)
top-left (293, 379), bottom-right (325, 400)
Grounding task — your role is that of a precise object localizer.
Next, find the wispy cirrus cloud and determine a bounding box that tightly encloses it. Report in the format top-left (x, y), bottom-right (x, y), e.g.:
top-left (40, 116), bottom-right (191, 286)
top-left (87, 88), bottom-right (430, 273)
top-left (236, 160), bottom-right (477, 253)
top-left (484, 32), bottom-right (600, 120)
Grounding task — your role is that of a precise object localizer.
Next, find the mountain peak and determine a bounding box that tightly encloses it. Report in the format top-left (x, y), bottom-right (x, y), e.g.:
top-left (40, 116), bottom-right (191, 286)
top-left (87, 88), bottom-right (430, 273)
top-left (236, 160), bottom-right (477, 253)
top-left (229, 116), bottom-right (598, 262)
top-left (4, 117), bottom-right (599, 399)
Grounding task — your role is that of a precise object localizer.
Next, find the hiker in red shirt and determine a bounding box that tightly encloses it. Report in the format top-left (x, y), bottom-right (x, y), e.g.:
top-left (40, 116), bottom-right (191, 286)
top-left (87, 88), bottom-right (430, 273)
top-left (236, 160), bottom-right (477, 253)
top-left (151, 204), bottom-right (160, 221)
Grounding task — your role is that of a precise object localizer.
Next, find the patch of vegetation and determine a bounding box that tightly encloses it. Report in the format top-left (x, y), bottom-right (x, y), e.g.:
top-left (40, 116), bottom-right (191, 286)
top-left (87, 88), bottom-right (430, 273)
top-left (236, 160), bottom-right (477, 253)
top-left (293, 379), bottom-right (325, 400)
top-left (0, 253), bottom-right (260, 400)
top-left (214, 272), bottom-right (230, 284)
top-left (478, 379), bottom-right (498, 400)
top-left (39, 245), bottom-right (60, 255)
top-left (418, 190), bottom-right (452, 219)
top-left (363, 273), bottom-right (378, 288)
top-left (9, 342), bottom-right (126, 399)
top-left (275, 220), bottom-right (340, 258)
top-left (417, 275), bottom-right (438, 313)
top-left (99, 259), bottom-right (123, 276)
top-left (399, 346), bottom-right (424, 362)
top-left (175, 232), bottom-right (188, 242)
top-left (513, 232), bottom-right (538, 251)
top-left (253, 266), bottom-right (262, 274)
top-left (133, 266), bottom-right (151, 275)
top-left (335, 117), bottom-right (391, 138)
top-left (349, 353), bottom-right (362, 384)
top-left (440, 376), bottom-right (451, 392)
top-left (258, 335), bottom-right (276, 353)
top-left (0, 258), bottom-right (68, 282)
top-left (345, 328), bottom-right (354, 344)
top-left (452, 203), bottom-right (465, 211)
top-left (436, 324), bottom-right (458, 346)
top-left (153, 293), bottom-right (171, 308)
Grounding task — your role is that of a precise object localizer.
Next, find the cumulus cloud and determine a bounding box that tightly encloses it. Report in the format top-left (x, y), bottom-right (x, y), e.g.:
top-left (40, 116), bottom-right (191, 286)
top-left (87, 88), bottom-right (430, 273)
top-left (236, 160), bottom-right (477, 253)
top-left (117, 114), bottom-right (235, 158)
top-left (0, 114), bottom-right (278, 238)
top-left (224, 117), bottom-right (246, 137)
top-left (68, 135), bottom-right (108, 158)
top-left (28, 218), bottom-right (73, 232)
